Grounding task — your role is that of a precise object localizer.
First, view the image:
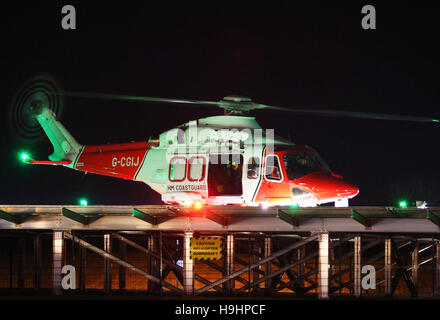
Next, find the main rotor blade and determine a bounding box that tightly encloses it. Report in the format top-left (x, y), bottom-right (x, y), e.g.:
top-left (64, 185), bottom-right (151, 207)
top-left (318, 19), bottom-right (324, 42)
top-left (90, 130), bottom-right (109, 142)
top-left (255, 104), bottom-right (440, 123)
top-left (59, 91), bottom-right (223, 107)
top-left (57, 90), bottom-right (439, 123)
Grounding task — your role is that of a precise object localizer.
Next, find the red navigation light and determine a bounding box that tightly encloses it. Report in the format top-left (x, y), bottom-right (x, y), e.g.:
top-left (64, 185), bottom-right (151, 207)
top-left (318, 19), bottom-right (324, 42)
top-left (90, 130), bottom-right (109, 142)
top-left (193, 202), bottom-right (203, 210)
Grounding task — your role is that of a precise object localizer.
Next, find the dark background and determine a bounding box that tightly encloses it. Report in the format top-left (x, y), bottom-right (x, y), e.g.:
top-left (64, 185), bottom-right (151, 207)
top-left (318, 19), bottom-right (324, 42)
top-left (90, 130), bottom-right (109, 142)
top-left (1, 1), bottom-right (439, 206)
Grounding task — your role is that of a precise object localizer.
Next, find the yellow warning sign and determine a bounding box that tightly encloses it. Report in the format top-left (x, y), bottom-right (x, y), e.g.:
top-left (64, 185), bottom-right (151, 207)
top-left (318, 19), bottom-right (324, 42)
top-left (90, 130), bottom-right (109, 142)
top-left (190, 237), bottom-right (222, 260)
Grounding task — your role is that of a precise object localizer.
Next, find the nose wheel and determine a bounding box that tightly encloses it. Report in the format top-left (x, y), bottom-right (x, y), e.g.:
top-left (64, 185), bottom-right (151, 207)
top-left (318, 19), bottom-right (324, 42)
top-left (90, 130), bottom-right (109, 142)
top-left (9, 74), bottom-right (64, 141)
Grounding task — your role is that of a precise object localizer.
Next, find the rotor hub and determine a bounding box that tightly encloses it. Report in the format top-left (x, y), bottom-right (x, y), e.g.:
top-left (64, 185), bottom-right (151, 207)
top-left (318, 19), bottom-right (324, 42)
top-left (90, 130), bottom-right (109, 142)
top-left (223, 95), bottom-right (253, 103)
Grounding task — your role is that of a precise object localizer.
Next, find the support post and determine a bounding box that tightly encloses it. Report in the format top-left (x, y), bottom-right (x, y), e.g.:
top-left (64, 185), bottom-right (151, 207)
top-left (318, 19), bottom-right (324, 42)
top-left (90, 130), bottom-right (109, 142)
top-left (223, 234), bottom-right (235, 291)
top-left (183, 231), bottom-right (194, 295)
top-left (330, 242), bottom-right (335, 290)
top-left (318, 233), bottom-right (329, 299)
top-left (264, 236), bottom-right (272, 290)
top-left (297, 245), bottom-right (306, 289)
top-left (435, 240), bottom-right (440, 297)
top-left (253, 239), bottom-right (262, 291)
top-left (52, 231), bottom-right (64, 295)
top-left (119, 241), bottom-right (126, 290)
top-left (9, 238), bottom-right (13, 290)
top-left (104, 234), bottom-right (112, 293)
top-left (159, 231), bottom-right (163, 291)
top-left (79, 243), bottom-right (86, 291)
top-left (354, 236), bottom-right (361, 297)
top-left (33, 234), bottom-right (41, 291)
top-left (412, 242), bottom-right (418, 290)
top-left (17, 238), bottom-right (25, 289)
top-left (148, 233), bottom-right (160, 292)
top-left (385, 238), bottom-right (392, 296)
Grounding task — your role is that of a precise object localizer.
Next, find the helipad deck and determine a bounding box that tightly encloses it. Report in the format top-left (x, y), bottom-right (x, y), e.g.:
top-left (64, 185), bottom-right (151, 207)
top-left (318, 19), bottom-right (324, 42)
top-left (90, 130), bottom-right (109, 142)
top-left (0, 205), bottom-right (439, 298)
top-left (0, 205), bottom-right (439, 233)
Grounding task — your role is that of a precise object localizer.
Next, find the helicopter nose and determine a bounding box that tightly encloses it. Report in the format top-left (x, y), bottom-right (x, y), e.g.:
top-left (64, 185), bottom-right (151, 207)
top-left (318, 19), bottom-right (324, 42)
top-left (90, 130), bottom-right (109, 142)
top-left (295, 173), bottom-right (359, 200)
top-left (334, 179), bottom-right (359, 198)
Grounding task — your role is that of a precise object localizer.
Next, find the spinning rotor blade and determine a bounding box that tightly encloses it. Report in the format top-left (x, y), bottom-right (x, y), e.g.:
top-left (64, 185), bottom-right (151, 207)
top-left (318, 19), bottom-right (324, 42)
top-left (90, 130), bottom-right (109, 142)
top-left (60, 91), bottom-right (222, 107)
top-left (59, 90), bottom-right (439, 123)
top-left (253, 103), bottom-right (440, 123)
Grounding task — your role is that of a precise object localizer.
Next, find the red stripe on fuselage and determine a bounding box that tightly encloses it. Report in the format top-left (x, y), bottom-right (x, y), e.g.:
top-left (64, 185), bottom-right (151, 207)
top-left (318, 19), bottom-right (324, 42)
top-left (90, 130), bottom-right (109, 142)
top-left (75, 141), bottom-right (150, 180)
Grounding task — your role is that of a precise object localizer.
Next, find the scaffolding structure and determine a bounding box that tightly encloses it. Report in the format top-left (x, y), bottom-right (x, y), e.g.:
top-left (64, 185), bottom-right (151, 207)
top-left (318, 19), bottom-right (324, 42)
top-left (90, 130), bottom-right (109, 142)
top-left (0, 205), bottom-right (439, 298)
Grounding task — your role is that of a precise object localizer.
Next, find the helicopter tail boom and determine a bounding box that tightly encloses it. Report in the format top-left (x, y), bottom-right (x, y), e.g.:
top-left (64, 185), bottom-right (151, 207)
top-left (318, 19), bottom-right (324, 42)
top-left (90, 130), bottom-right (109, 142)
top-left (35, 106), bottom-right (82, 165)
top-left (32, 105), bottom-right (150, 179)
top-left (73, 142), bottom-right (150, 180)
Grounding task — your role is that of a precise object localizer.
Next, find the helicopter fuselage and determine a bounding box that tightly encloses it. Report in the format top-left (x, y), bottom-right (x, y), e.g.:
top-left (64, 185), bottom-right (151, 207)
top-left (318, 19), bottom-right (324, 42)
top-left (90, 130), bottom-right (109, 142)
top-left (61, 115), bottom-right (359, 207)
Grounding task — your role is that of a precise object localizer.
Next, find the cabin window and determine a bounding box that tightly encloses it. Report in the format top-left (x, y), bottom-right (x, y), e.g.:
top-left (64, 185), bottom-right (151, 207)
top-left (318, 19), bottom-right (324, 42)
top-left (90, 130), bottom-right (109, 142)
top-left (247, 157), bottom-right (260, 179)
top-left (169, 157), bottom-right (187, 181)
top-left (188, 157), bottom-right (206, 181)
top-left (207, 154), bottom-right (243, 196)
top-left (265, 155), bottom-right (282, 181)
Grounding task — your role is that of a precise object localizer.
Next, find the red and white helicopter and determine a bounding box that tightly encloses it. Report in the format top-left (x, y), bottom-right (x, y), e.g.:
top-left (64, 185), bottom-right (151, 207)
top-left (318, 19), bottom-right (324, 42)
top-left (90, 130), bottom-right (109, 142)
top-left (12, 77), bottom-right (439, 209)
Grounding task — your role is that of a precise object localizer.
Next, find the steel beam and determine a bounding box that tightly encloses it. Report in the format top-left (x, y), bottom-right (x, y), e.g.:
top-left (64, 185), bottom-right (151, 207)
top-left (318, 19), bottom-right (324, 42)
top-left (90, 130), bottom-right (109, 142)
top-left (351, 209), bottom-right (371, 228)
top-left (427, 210), bottom-right (440, 228)
top-left (237, 242), bottom-right (319, 293)
top-left (0, 210), bottom-right (20, 224)
top-left (264, 236), bottom-right (272, 290)
top-left (330, 242), bottom-right (335, 290)
top-left (412, 242), bottom-right (418, 289)
top-left (224, 234), bottom-right (234, 291)
top-left (17, 238), bottom-right (25, 289)
top-left (114, 233), bottom-right (223, 292)
top-left (297, 245), bottom-right (306, 289)
top-left (62, 208), bottom-right (88, 225)
top-left (147, 233), bottom-right (160, 292)
top-left (205, 209), bottom-right (227, 226)
top-left (53, 231), bottom-right (64, 295)
top-left (353, 236), bottom-right (361, 297)
top-left (197, 234), bottom-right (319, 294)
top-left (385, 238), bottom-right (392, 295)
top-left (1, 205), bottom-right (440, 233)
top-left (390, 240), bottom-right (418, 296)
top-left (318, 233), bottom-right (329, 299)
top-left (162, 241), bottom-right (183, 286)
top-left (253, 240), bottom-right (262, 291)
top-left (64, 232), bottom-right (181, 293)
top-left (277, 210), bottom-right (300, 227)
top-left (119, 241), bottom-right (126, 290)
top-left (183, 231), bottom-right (194, 295)
top-left (79, 243), bottom-right (86, 291)
top-left (104, 234), bottom-right (112, 293)
top-left (435, 240), bottom-right (440, 297)
top-left (33, 235), bottom-right (41, 290)
top-left (133, 208), bottom-right (171, 225)
top-left (9, 238), bottom-right (13, 290)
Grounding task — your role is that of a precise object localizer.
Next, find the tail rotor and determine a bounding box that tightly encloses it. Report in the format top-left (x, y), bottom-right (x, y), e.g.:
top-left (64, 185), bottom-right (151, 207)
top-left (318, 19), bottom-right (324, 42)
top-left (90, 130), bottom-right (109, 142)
top-left (9, 74), bottom-right (64, 142)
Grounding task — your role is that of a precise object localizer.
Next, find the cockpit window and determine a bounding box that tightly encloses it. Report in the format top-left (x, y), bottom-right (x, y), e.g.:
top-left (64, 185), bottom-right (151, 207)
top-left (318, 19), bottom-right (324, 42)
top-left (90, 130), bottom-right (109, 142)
top-left (309, 151), bottom-right (331, 172)
top-left (283, 152), bottom-right (329, 180)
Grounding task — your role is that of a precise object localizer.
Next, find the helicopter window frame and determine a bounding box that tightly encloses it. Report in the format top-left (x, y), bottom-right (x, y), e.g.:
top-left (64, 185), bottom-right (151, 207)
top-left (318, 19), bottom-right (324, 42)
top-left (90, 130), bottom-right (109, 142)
top-left (247, 157), bottom-right (260, 180)
top-left (264, 154), bottom-right (283, 182)
top-left (187, 156), bottom-right (206, 182)
top-left (283, 151), bottom-right (324, 180)
top-left (169, 156), bottom-right (187, 182)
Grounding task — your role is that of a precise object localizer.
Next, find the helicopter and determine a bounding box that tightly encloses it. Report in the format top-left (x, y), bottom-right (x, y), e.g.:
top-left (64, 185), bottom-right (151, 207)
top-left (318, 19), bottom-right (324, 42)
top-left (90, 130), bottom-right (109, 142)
top-left (11, 76), bottom-right (439, 209)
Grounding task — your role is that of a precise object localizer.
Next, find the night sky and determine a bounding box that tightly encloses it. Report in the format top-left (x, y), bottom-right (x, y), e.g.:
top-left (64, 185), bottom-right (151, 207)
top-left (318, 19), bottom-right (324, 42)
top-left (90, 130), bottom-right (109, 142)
top-left (1, 1), bottom-right (439, 206)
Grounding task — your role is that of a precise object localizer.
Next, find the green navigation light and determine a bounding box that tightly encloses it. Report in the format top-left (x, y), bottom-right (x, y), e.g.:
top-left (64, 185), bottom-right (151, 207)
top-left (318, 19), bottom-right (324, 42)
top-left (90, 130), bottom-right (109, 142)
top-left (20, 153), bottom-right (30, 163)
top-left (399, 200), bottom-right (408, 208)
top-left (79, 199), bottom-right (88, 207)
